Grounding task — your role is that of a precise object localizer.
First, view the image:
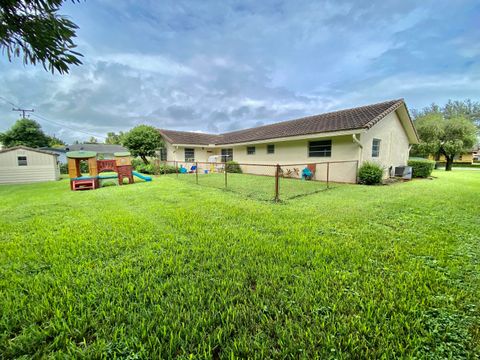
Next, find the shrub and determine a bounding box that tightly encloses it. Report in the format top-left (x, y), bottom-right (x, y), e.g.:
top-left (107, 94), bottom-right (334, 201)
top-left (358, 161), bottom-right (384, 185)
top-left (225, 161), bottom-right (242, 173)
top-left (132, 159), bottom-right (176, 175)
top-left (408, 158), bottom-right (435, 178)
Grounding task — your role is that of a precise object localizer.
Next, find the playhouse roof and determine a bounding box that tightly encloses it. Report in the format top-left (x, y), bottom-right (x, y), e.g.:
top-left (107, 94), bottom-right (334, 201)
top-left (66, 151), bottom-right (97, 159)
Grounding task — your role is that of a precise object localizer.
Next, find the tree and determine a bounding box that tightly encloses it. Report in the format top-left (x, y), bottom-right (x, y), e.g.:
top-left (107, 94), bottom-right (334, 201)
top-left (414, 114), bottom-right (477, 171)
top-left (105, 131), bottom-right (125, 145)
top-left (443, 99), bottom-right (480, 131)
top-left (0, 118), bottom-right (51, 147)
top-left (48, 134), bottom-right (66, 147)
top-left (87, 136), bottom-right (98, 144)
top-left (0, 0), bottom-right (82, 74)
top-left (122, 125), bottom-right (163, 164)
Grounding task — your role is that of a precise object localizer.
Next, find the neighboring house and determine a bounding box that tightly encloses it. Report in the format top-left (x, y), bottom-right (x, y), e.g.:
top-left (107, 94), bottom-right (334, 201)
top-left (65, 144), bottom-right (127, 159)
top-left (0, 146), bottom-right (60, 184)
top-left (39, 147), bottom-right (68, 164)
top-left (429, 153), bottom-right (474, 164)
top-left (159, 99), bottom-right (419, 183)
top-left (472, 145), bottom-right (480, 161)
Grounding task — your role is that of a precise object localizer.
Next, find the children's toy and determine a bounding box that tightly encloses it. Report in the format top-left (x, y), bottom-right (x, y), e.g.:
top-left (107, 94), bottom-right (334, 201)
top-left (66, 151), bottom-right (150, 191)
top-left (302, 166), bottom-right (313, 180)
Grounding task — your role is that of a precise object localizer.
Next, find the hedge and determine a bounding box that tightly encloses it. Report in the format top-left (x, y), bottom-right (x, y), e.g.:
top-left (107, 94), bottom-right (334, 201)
top-left (408, 158), bottom-right (435, 178)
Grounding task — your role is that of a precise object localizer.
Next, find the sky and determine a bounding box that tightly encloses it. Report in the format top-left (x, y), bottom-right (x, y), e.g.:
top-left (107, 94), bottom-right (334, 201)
top-left (1, 0), bottom-right (479, 143)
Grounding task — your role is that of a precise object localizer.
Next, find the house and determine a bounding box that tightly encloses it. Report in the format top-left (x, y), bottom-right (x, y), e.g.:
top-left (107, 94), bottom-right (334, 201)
top-left (159, 99), bottom-right (419, 183)
top-left (39, 147), bottom-right (68, 164)
top-left (64, 144), bottom-right (128, 160)
top-left (472, 145), bottom-right (480, 161)
top-left (429, 153), bottom-right (475, 164)
top-left (0, 146), bottom-right (60, 184)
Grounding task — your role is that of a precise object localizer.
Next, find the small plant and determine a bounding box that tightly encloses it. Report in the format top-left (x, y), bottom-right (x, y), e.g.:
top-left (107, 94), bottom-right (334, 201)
top-left (358, 161), bottom-right (384, 185)
top-left (408, 158), bottom-right (435, 178)
top-left (225, 161), bottom-right (242, 173)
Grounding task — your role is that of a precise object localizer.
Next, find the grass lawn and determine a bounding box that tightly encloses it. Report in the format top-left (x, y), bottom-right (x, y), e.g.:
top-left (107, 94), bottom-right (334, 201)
top-left (0, 170), bottom-right (479, 358)
top-left (170, 172), bottom-right (331, 201)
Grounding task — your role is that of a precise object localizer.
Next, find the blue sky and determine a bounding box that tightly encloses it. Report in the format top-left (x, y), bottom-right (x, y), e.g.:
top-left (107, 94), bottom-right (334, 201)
top-left (1, 0), bottom-right (479, 143)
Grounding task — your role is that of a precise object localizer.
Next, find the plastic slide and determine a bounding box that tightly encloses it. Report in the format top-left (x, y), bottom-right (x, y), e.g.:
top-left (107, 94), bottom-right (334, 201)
top-left (132, 171), bottom-right (152, 182)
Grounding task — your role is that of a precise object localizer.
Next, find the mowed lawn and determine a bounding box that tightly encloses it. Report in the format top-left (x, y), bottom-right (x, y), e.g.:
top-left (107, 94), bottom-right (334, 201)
top-left (0, 171), bottom-right (479, 358)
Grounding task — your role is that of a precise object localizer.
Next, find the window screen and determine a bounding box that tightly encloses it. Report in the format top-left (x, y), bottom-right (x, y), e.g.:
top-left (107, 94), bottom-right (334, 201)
top-left (247, 146), bottom-right (256, 155)
top-left (17, 156), bottom-right (27, 166)
top-left (267, 144), bottom-right (275, 154)
top-left (184, 148), bottom-right (195, 162)
top-left (372, 139), bottom-right (381, 157)
top-left (308, 140), bottom-right (331, 157)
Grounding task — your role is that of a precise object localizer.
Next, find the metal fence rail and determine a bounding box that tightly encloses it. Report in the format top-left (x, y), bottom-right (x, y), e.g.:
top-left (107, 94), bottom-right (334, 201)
top-left (154, 160), bottom-right (358, 201)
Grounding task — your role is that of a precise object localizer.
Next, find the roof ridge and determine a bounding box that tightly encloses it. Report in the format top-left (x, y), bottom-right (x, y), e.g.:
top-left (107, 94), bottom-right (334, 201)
top-left (220, 99), bottom-right (403, 136)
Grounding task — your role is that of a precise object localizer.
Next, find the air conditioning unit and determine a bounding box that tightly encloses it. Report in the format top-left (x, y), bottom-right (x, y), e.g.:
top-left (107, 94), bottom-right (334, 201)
top-left (394, 166), bottom-right (412, 179)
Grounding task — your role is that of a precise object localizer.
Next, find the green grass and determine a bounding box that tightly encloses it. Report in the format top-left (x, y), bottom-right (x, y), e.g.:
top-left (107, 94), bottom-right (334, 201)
top-left (0, 171), bottom-right (479, 358)
top-left (170, 172), bottom-right (330, 201)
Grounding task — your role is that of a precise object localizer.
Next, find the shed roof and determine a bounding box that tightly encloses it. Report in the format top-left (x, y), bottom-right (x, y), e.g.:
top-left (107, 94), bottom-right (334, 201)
top-left (0, 145), bottom-right (59, 156)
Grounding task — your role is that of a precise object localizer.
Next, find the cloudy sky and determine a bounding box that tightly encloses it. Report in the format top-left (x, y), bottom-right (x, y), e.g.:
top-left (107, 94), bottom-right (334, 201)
top-left (1, 0), bottom-right (479, 143)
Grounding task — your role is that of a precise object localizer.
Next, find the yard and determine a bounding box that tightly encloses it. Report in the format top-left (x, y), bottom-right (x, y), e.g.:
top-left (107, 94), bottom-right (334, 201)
top-left (0, 171), bottom-right (479, 358)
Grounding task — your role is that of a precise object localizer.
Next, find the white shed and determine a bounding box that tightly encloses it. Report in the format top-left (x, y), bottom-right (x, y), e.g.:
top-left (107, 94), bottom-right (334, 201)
top-left (0, 146), bottom-right (60, 184)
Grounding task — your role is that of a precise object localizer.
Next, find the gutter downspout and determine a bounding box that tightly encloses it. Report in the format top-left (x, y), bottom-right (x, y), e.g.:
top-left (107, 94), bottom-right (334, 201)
top-left (352, 134), bottom-right (363, 177)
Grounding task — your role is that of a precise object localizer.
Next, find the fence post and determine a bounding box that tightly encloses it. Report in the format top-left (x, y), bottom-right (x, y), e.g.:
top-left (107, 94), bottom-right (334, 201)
top-left (163, 160), bottom-right (167, 176)
top-left (274, 164), bottom-right (280, 202)
top-left (224, 162), bottom-right (228, 188)
top-left (175, 161), bottom-right (178, 178)
top-left (195, 161), bottom-right (198, 184)
top-left (326, 162), bottom-right (330, 189)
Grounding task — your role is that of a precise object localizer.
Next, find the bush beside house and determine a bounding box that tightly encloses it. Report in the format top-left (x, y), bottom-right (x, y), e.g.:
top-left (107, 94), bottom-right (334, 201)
top-left (408, 158), bottom-right (435, 178)
top-left (358, 161), bottom-right (384, 185)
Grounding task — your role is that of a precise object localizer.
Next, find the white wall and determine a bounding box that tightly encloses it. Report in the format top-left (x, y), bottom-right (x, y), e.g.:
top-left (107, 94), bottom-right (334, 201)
top-left (360, 110), bottom-right (411, 177)
top-left (0, 149), bottom-right (60, 184)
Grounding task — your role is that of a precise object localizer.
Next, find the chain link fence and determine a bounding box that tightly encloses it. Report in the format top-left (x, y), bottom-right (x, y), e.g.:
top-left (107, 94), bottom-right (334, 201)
top-left (157, 160), bottom-right (358, 201)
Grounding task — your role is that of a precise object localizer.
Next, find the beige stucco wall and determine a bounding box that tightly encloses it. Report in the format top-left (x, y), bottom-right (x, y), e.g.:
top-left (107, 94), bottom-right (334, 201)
top-left (162, 111), bottom-right (413, 183)
top-left (0, 148), bottom-right (60, 184)
top-left (165, 136), bottom-right (360, 183)
top-left (359, 110), bottom-right (410, 177)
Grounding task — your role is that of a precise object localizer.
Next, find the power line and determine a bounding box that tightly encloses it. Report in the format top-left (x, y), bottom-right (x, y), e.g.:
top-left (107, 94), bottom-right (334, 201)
top-left (0, 95), bottom-right (106, 140)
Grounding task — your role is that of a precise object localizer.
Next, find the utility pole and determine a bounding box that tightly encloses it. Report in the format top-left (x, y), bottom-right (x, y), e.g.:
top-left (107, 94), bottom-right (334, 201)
top-left (12, 107), bottom-right (34, 118)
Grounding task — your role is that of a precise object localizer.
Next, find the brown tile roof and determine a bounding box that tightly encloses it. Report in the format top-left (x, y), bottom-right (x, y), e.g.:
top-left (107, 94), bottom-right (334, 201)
top-left (159, 99), bottom-right (408, 145)
top-left (159, 130), bottom-right (222, 145)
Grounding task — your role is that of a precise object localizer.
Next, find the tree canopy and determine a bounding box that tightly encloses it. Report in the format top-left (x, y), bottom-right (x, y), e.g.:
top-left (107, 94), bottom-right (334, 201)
top-left (0, 0), bottom-right (82, 74)
top-left (413, 111), bottom-right (477, 171)
top-left (105, 131), bottom-right (125, 145)
top-left (0, 118), bottom-right (61, 148)
top-left (122, 125), bottom-right (163, 164)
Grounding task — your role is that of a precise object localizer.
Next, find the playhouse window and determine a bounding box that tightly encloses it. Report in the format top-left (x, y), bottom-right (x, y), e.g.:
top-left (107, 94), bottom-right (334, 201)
top-left (309, 140), bottom-right (331, 157)
top-left (372, 139), bottom-right (381, 157)
top-left (267, 144), bottom-right (275, 154)
top-left (17, 156), bottom-right (28, 166)
top-left (247, 146), bottom-right (256, 155)
top-left (185, 148), bottom-right (195, 162)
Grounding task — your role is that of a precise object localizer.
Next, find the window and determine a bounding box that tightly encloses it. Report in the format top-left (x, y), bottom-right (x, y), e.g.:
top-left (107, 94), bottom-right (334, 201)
top-left (17, 156), bottom-right (27, 166)
top-left (247, 146), bottom-right (256, 155)
top-left (372, 139), bottom-right (381, 157)
top-left (221, 148), bottom-right (233, 162)
top-left (184, 148), bottom-right (195, 162)
top-left (159, 148), bottom-right (167, 161)
top-left (308, 140), bottom-right (331, 157)
top-left (267, 144), bottom-right (275, 154)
